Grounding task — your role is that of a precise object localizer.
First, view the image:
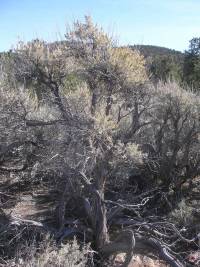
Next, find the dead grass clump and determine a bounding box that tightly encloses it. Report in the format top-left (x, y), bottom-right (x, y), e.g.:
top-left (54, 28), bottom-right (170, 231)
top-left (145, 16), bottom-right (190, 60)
top-left (6, 237), bottom-right (90, 267)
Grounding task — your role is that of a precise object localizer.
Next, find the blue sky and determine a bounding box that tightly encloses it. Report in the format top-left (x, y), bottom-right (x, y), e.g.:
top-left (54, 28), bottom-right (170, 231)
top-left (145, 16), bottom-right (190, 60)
top-left (0, 0), bottom-right (200, 52)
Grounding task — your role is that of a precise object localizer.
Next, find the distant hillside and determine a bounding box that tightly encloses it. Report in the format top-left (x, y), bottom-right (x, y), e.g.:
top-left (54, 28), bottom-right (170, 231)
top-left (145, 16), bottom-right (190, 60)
top-left (129, 45), bottom-right (185, 82)
top-left (130, 44), bottom-right (184, 59)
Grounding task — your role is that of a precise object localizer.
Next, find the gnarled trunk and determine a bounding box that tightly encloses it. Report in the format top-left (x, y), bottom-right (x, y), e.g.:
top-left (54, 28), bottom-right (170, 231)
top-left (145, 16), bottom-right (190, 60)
top-left (93, 191), bottom-right (109, 249)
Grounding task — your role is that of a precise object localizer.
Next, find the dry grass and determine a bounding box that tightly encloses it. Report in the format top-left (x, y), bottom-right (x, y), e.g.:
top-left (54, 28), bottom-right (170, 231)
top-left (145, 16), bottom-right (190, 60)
top-left (5, 237), bottom-right (90, 267)
top-left (114, 254), bottom-right (169, 267)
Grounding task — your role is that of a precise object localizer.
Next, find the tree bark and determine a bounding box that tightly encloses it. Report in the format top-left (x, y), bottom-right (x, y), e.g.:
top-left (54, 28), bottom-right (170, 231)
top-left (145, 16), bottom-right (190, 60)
top-left (105, 95), bottom-right (112, 116)
top-left (91, 92), bottom-right (98, 115)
